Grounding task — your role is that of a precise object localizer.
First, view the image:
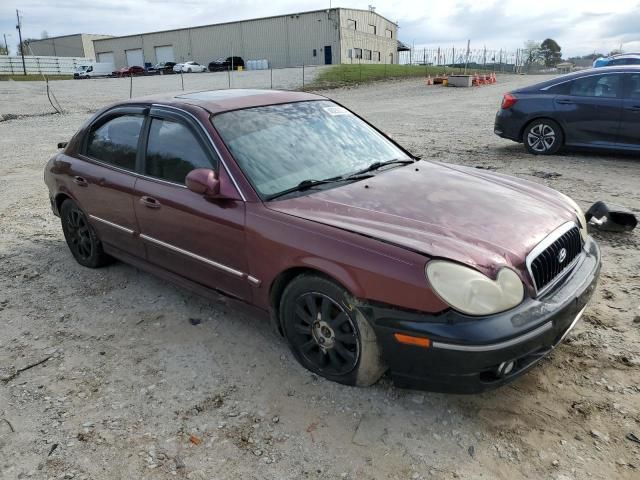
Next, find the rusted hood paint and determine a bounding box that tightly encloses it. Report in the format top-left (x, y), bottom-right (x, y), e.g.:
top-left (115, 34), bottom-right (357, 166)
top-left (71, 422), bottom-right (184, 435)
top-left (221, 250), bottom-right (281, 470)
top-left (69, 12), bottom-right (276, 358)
top-left (266, 161), bottom-right (577, 277)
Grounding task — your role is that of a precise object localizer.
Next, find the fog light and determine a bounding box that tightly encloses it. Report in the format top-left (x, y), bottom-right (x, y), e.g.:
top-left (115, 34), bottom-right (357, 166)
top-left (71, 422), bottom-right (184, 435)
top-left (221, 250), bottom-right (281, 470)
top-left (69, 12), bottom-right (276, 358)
top-left (497, 360), bottom-right (515, 376)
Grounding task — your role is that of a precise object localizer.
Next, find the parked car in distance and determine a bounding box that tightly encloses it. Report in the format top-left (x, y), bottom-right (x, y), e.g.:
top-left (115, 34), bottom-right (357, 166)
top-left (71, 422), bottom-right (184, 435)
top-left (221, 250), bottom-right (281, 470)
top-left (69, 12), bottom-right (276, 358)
top-left (74, 62), bottom-right (115, 79)
top-left (44, 89), bottom-right (600, 393)
top-left (112, 66), bottom-right (145, 77)
top-left (175, 61), bottom-right (207, 73)
top-left (208, 57), bottom-right (245, 72)
top-left (147, 62), bottom-right (176, 75)
top-left (495, 66), bottom-right (640, 154)
top-left (593, 53), bottom-right (640, 68)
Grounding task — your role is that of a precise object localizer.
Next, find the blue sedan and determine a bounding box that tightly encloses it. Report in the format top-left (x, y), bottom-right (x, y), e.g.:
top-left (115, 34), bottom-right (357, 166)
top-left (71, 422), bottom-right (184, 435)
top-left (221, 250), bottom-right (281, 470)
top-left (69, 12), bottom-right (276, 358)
top-left (494, 66), bottom-right (640, 155)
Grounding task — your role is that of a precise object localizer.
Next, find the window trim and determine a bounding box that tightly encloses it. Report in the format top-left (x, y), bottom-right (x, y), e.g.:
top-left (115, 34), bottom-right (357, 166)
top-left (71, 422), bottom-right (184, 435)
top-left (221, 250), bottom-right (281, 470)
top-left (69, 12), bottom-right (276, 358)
top-left (347, 19), bottom-right (357, 30)
top-left (141, 108), bottom-right (219, 186)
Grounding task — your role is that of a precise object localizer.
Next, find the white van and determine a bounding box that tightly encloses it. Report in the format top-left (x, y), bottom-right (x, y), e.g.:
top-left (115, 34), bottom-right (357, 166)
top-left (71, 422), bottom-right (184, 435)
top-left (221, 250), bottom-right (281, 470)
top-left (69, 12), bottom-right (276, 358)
top-left (73, 62), bottom-right (114, 79)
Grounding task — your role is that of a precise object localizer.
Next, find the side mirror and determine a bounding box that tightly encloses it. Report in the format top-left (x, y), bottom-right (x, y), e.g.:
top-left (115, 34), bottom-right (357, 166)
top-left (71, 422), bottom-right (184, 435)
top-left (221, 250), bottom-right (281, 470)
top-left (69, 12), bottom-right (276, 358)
top-left (186, 168), bottom-right (221, 198)
top-left (586, 201), bottom-right (637, 232)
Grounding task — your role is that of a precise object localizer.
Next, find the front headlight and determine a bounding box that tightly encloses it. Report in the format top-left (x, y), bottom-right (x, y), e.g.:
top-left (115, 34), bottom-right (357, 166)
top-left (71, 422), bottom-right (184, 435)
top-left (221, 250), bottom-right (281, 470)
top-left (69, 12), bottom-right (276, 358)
top-left (560, 193), bottom-right (588, 242)
top-left (426, 261), bottom-right (524, 316)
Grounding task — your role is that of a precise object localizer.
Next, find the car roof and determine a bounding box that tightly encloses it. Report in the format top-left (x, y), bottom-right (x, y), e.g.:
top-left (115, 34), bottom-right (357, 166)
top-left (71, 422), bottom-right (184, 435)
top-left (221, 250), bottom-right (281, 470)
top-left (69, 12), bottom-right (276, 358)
top-left (126, 88), bottom-right (326, 114)
top-left (517, 65), bottom-right (640, 91)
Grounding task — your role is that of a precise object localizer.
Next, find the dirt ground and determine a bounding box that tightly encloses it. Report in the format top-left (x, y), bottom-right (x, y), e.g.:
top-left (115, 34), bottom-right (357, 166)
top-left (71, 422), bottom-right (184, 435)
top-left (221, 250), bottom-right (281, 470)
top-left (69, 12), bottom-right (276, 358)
top-left (0, 75), bottom-right (639, 480)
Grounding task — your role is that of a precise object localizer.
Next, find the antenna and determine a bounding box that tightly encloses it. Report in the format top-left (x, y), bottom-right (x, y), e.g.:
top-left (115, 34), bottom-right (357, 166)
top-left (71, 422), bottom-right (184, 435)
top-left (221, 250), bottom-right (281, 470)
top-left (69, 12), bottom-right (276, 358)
top-left (368, 5), bottom-right (376, 12)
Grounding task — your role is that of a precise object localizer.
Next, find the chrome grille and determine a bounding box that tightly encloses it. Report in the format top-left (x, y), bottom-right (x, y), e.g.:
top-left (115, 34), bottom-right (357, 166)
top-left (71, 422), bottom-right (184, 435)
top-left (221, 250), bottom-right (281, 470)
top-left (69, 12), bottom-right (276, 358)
top-left (527, 223), bottom-right (582, 294)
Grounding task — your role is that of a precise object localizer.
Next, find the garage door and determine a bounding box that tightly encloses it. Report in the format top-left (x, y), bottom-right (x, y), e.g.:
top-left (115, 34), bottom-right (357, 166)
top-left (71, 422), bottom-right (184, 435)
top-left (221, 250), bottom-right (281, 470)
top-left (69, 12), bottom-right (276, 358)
top-left (155, 45), bottom-right (175, 64)
top-left (96, 52), bottom-right (114, 65)
top-left (125, 48), bottom-right (144, 67)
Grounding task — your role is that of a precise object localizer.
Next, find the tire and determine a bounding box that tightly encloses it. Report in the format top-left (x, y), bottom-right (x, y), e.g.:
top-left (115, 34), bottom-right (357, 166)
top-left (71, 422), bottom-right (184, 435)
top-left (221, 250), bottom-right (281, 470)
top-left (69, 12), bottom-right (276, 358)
top-left (280, 274), bottom-right (386, 387)
top-left (187, 68), bottom-right (192, 73)
top-left (523, 119), bottom-right (563, 155)
top-left (60, 199), bottom-right (112, 268)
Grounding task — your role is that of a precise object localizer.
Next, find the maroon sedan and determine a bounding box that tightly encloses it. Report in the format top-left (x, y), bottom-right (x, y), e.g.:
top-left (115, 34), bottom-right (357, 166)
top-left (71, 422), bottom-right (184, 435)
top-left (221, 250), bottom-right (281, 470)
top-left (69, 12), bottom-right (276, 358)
top-left (112, 66), bottom-right (145, 77)
top-left (44, 89), bottom-right (600, 393)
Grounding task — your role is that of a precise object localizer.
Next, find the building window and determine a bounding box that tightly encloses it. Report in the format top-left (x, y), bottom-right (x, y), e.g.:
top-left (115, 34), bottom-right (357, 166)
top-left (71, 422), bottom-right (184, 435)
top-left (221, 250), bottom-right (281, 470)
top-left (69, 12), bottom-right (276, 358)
top-left (354, 48), bottom-right (362, 59)
top-left (313, 49), bottom-right (317, 57)
top-left (364, 49), bottom-right (372, 60)
top-left (347, 49), bottom-right (353, 59)
top-left (385, 29), bottom-right (393, 38)
top-left (347, 19), bottom-right (357, 30)
top-left (373, 51), bottom-right (380, 61)
top-left (368, 24), bottom-right (377, 35)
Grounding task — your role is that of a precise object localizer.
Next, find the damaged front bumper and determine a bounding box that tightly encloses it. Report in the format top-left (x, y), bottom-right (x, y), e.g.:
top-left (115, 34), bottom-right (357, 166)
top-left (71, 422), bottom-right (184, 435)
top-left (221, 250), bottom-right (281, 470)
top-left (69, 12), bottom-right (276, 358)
top-left (361, 237), bottom-right (601, 394)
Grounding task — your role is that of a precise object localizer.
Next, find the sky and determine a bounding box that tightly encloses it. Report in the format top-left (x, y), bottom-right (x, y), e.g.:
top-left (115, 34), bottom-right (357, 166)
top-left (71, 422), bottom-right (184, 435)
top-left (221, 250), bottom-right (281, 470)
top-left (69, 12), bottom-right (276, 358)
top-left (1, 0), bottom-right (639, 58)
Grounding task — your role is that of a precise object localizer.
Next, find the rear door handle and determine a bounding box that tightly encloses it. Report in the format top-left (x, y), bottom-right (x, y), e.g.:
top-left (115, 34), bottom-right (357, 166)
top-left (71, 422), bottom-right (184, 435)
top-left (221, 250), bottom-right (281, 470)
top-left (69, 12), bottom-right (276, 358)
top-left (556, 99), bottom-right (573, 105)
top-left (140, 196), bottom-right (161, 209)
top-left (625, 105), bottom-right (640, 112)
top-left (73, 176), bottom-right (88, 187)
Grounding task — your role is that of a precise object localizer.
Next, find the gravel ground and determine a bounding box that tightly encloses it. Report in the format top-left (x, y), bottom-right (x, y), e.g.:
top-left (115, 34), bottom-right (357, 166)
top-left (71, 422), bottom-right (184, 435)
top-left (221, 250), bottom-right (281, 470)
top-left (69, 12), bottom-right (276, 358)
top-left (0, 75), bottom-right (639, 480)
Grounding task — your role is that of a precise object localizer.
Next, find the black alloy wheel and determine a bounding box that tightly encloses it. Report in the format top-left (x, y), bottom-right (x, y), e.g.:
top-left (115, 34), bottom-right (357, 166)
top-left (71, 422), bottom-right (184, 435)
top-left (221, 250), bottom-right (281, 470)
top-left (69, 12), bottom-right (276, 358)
top-left (281, 275), bottom-right (386, 386)
top-left (60, 199), bottom-right (112, 268)
top-left (292, 292), bottom-right (360, 376)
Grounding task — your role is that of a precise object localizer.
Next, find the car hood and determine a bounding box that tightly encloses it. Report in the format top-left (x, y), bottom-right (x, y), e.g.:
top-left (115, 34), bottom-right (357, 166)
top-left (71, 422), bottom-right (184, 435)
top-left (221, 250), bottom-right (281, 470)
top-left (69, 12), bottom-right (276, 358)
top-left (266, 161), bottom-right (578, 277)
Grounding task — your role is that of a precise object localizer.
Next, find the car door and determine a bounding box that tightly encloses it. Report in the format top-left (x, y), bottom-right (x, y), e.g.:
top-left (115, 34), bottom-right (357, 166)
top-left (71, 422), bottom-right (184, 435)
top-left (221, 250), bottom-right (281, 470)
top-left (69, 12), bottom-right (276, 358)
top-left (618, 72), bottom-right (640, 149)
top-left (72, 107), bottom-right (146, 257)
top-left (554, 72), bottom-right (624, 147)
top-left (133, 106), bottom-right (251, 300)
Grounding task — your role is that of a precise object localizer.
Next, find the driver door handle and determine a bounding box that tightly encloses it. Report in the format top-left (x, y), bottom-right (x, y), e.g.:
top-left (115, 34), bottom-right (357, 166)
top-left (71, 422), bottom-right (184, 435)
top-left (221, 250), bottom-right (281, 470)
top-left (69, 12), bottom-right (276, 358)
top-left (140, 196), bottom-right (161, 209)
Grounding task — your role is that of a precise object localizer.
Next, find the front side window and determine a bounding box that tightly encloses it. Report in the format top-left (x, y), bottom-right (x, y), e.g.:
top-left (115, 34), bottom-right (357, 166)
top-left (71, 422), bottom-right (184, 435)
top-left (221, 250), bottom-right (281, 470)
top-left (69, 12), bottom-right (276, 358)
top-left (627, 73), bottom-right (640, 100)
top-left (570, 74), bottom-right (622, 98)
top-left (212, 101), bottom-right (410, 198)
top-left (145, 119), bottom-right (214, 184)
top-left (86, 114), bottom-right (144, 170)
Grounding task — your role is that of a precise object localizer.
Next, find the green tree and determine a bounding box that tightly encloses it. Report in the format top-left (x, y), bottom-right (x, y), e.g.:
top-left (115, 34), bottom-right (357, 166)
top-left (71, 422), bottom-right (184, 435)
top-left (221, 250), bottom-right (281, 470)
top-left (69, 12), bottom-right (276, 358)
top-left (540, 38), bottom-right (562, 67)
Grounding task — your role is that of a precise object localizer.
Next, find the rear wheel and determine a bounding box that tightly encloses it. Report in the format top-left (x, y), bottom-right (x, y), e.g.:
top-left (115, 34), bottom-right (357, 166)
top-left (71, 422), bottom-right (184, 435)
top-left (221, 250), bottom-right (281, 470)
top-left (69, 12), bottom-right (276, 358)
top-left (60, 199), bottom-right (112, 268)
top-left (523, 119), bottom-right (563, 155)
top-left (280, 275), bottom-right (386, 387)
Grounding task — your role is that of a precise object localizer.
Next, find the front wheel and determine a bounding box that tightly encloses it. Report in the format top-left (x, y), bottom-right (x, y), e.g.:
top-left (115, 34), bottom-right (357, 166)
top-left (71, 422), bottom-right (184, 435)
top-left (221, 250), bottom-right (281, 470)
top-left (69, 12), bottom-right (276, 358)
top-left (60, 199), bottom-right (112, 268)
top-left (280, 275), bottom-right (386, 387)
top-left (523, 119), bottom-right (563, 155)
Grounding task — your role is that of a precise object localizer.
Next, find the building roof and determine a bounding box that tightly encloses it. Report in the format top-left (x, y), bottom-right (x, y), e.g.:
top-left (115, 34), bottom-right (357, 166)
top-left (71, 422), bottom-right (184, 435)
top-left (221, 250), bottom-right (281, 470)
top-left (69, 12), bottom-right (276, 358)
top-left (93, 8), bottom-right (397, 43)
top-left (27, 33), bottom-right (113, 42)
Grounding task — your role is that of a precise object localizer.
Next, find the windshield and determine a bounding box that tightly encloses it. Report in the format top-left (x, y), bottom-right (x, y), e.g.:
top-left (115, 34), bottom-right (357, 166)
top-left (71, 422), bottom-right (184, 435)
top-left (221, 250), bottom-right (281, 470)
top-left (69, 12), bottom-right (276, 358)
top-left (212, 100), bottom-right (410, 198)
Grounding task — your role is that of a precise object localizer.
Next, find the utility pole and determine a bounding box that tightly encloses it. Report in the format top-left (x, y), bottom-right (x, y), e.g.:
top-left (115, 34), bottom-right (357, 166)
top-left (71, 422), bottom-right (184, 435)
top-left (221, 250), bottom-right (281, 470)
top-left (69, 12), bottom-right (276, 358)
top-left (16, 10), bottom-right (27, 75)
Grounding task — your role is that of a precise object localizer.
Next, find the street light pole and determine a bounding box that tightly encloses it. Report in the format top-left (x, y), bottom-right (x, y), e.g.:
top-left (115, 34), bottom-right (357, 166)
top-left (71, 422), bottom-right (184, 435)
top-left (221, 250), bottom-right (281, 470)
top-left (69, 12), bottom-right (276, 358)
top-left (16, 9), bottom-right (27, 75)
top-left (2, 34), bottom-right (9, 55)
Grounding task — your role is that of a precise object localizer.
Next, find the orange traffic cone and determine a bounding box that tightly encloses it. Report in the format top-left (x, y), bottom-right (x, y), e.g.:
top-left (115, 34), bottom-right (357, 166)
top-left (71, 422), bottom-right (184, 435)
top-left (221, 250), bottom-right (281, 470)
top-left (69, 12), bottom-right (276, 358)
top-left (425, 74), bottom-right (433, 86)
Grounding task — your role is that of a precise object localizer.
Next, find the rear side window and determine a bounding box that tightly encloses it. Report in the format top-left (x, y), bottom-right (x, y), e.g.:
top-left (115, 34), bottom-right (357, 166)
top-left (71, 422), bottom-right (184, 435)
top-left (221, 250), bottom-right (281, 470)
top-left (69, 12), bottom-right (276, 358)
top-left (144, 118), bottom-right (214, 184)
top-left (569, 74), bottom-right (622, 98)
top-left (86, 115), bottom-right (144, 170)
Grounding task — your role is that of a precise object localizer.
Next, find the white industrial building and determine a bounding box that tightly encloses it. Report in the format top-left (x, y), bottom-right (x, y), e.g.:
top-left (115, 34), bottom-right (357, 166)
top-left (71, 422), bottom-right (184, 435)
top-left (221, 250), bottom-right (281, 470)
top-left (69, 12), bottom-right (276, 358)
top-left (92, 8), bottom-right (400, 69)
top-left (25, 34), bottom-right (113, 59)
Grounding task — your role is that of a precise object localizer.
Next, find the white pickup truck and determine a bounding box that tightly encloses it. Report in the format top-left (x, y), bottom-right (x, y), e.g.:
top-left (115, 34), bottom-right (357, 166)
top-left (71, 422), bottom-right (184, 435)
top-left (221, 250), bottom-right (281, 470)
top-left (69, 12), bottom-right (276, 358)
top-left (73, 62), bottom-right (114, 79)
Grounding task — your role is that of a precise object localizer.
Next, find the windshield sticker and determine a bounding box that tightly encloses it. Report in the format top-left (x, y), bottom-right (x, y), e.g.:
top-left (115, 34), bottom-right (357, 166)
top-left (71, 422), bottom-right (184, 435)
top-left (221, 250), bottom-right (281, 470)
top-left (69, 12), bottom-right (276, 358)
top-left (324, 106), bottom-right (349, 116)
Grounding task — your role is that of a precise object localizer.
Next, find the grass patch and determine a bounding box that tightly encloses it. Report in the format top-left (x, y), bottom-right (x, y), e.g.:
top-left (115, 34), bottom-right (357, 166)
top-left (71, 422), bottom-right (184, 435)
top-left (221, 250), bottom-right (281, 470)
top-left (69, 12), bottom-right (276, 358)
top-left (312, 64), bottom-right (494, 88)
top-left (0, 74), bottom-right (73, 81)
